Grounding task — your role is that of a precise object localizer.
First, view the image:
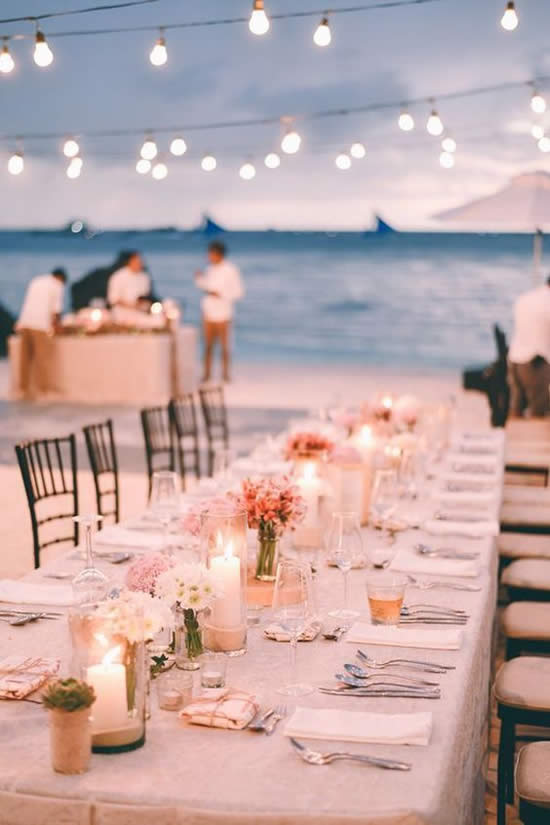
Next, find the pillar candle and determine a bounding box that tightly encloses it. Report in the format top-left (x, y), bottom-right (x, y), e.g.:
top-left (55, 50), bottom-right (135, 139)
top-left (297, 462), bottom-right (322, 528)
top-left (86, 650), bottom-right (127, 732)
top-left (210, 539), bottom-right (242, 628)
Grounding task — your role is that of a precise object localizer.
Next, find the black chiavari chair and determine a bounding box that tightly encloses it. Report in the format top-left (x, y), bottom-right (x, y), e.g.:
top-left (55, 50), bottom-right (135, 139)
top-left (169, 395), bottom-right (201, 488)
top-left (140, 405), bottom-right (176, 498)
top-left (198, 384), bottom-right (229, 477)
top-left (82, 419), bottom-right (120, 525)
top-left (15, 434), bottom-right (79, 569)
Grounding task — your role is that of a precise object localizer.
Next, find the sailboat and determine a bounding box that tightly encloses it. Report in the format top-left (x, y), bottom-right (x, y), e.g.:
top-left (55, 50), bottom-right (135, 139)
top-left (195, 213), bottom-right (226, 235)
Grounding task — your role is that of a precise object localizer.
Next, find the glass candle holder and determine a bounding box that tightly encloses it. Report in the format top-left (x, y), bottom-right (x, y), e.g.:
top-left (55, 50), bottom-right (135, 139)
top-left (201, 508), bottom-right (247, 656)
top-left (156, 670), bottom-right (193, 711)
top-left (200, 652), bottom-right (227, 689)
top-left (69, 600), bottom-right (146, 753)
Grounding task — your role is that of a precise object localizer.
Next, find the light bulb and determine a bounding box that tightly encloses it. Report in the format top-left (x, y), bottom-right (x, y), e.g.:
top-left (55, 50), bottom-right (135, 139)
top-left (239, 162), bottom-right (256, 180)
top-left (149, 35), bottom-right (167, 67)
top-left (7, 152), bottom-right (23, 175)
top-left (441, 136), bottom-right (457, 153)
top-left (63, 138), bottom-right (79, 158)
top-left (33, 31), bottom-right (53, 67)
top-left (398, 110), bottom-right (415, 131)
top-left (264, 152), bottom-right (280, 168)
top-left (538, 136), bottom-right (550, 152)
top-left (532, 124), bottom-right (545, 140)
top-left (281, 128), bottom-right (301, 154)
top-left (501, 1), bottom-right (518, 31)
top-left (66, 157), bottom-right (82, 179)
top-left (335, 153), bottom-right (351, 170)
top-left (201, 154), bottom-right (217, 171)
top-left (531, 91), bottom-right (546, 114)
top-left (0, 43), bottom-right (14, 74)
top-left (313, 17), bottom-right (331, 47)
top-left (427, 109), bottom-right (444, 136)
top-left (350, 142), bottom-right (366, 159)
top-left (439, 151), bottom-right (455, 169)
top-left (170, 136), bottom-right (187, 156)
top-left (249, 0), bottom-right (270, 35)
top-left (140, 137), bottom-right (158, 160)
top-left (152, 162), bottom-right (168, 180)
top-left (136, 158), bottom-right (151, 174)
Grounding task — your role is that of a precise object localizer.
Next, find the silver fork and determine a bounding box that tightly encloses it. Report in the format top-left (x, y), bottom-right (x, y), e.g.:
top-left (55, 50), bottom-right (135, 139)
top-left (290, 738), bottom-right (411, 770)
top-left (248, 707), bottom-right (275, 732)
top-left (357, 650), bottom-right (455, 672)
top-left (406, 575), bottom-right (481, 592)
top-left (265, 704), bottom-right (287, 735)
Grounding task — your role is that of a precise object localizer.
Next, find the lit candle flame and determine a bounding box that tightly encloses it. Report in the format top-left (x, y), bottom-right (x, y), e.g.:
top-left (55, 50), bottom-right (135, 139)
top-left (302, 461), bottom-right (317, 481)
top-left (359, 425), bottom-right (373, 445)
top-left (224, 540), bottom-right (234, 561)
top-left (102, 645), bottom-right (122, 667)
top-left (382, 396), bottom-right (393, 410)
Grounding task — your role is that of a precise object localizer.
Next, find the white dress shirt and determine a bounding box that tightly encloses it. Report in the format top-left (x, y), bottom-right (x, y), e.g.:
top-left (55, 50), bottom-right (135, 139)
top-left (17, 274), bottom-right (64, 333)
top-left (196, 260), bottom-right (244, 322)
top-left (509, 285), bottom-right (550, 363)
top-left (107, 266), bottom-right (151, 307)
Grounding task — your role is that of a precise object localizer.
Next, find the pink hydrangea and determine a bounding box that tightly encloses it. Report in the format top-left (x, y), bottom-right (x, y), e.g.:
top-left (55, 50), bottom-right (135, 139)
top-left (125, 553), bottom-right (174, 595)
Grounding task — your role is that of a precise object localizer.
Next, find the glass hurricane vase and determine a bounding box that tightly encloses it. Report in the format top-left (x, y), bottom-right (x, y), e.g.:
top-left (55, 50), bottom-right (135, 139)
top-left (174, 607), bottom-right (204, 671)
top-left (255, 527), bottom-right (279, 582)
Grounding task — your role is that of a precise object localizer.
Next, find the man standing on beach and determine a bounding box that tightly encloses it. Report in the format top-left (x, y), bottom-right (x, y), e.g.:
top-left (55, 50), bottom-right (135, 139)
top-left (508, 276), bottom-right (550, 417)
top-left (195, 241), bottom-right (244, 383)
top-left (107, 250), bottom-right (152, 310)
top-left (16, 267), bottom-right (67, 400)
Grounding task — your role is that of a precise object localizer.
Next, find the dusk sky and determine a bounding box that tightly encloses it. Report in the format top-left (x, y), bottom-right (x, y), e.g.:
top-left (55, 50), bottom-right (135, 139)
top-left (0, 0), bottom-right (549, 229)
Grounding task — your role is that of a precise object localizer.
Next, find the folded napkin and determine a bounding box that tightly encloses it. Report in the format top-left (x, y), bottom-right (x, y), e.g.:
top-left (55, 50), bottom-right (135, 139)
top-left (263, 620), bottom-right (322, 642)
top-left (390, 546), bottom-right (480, 578)
top-left (436, 490), bottom-right (498, 511)
top-left (0, 580), bottom-right (73, 606)
top-left (446, 454), bottom-right (499, 475)
top-left (179, 689), bottom-right (259, 730)
top-left (345, 622), bottom-right (463, 650)
top-left (284, 707), bottom-right (432, 746)
top-left (424, 518), bottom-right (499, 538)
top-left (457, 429), bottom-right (504, 444)
top-left (95, 525), bottom-right (164, 551)
top-left (440, 471), bottom-right (499, 490)
top-left (0, 655), bottom-right (60, 700)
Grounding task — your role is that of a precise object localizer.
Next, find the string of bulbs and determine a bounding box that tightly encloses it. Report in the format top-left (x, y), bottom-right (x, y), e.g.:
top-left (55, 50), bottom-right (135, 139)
top-left (0, 0), bottom-right (522, 73)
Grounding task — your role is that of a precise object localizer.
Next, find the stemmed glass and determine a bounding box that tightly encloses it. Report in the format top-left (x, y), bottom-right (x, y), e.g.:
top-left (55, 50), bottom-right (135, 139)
top-left (371, 469), bottom-right (399, 531)
top-left (212, 447), bottom-right (235, 489)
top-left (326, 511), bottom-right (362, 620)
top-left (72, 514), bottom-right (109, 606)
top-left (150, 471), bottom-right (180, 552)
top-left (272, 560), bottom-right (315, 697)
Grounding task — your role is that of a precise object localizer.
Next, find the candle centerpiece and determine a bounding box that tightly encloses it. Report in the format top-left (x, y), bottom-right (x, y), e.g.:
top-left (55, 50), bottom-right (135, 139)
top-left (284, 431), bottom-right (334, 476)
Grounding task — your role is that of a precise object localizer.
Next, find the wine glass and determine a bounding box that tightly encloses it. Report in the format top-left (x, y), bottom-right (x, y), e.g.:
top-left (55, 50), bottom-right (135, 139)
top-left (72, 515), bottom-right (109, 606)
top-left (212, 447), bottom-right (235, 488)
top-left (150, 471), bottom-right (180, 551)
top-left (370, 469), bottom-right (398, 533)
top-left (272, 560), bottom-right (315, 696)
top-left (325, 511), bottom-right (362, 620)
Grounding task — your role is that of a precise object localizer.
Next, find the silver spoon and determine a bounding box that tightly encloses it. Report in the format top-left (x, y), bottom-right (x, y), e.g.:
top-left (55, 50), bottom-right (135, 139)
top-left (344, 663), bottom-right (439, 686)
top-left (335, 673), bottom-right (440, 694)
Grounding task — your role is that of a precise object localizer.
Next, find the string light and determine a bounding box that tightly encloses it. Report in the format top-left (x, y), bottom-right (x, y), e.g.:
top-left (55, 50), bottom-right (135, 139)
top-left (335, 152), bottom-right (351, 170)
top-left (313, 16), bottom-right (331, 47)
top-left (439, 151), bottom-right (454, 168)
top-left (152, 160), bottom-right (168, 179)
top-left (201, 153), bottom-right (216, 171)
top-left (0, 39), bottom-right (14, 73)
top-left (281, 123), bottom-right (301, 154)
top-left (264, 151), bottom-right (280, 168)
top-left (531, 124), bottom-right (545, 140)
top-left (169, 136), bottom-right (187, 156)
top-left (149, 30), bottom-right (167, 66)
top-left (538, 136), bottom-right (550, 153)
top-left (249, 0), bottom-right (270, 36)
top-left (239, 161), bottom-right (256, 180)
top-left (500, 1), bottom-right (518, 31)
top-left (426, 106), bottom-right (444, 136)
top-left (33, 30), bottom-right (54, 67)
top-left (140, 135), bottom-right (157, 160)
top-left (63, 137), bottom-right (80, 158)
top-left (398, 109), bottom-right (414, 131)
top-left (7, 151), bottom-right (24, 175)
top-left (441, 136), bottom-right (456, 153)
top-left (350, 142), bottom-right (366, 159)
top-left (66, 156), bottom-right (83, 178)
top-left (531, 88), bottom-right (546, 114)
top-left (136, 157), bottom-right (151, 174)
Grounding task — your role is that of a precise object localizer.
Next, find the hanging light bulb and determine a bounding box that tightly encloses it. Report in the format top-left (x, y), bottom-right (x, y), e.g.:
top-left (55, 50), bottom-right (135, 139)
top-left (501, 1), bottom-right (518, 31)
top-left (249, 0), bottom-right (270, 36)
top-left (398, 109), bottom-right (415, 131)
top-left (140, 135), bottom-right (158, 160)
top-left (170, 136), bottom-right (187, 156)
top-left (264, 152), bottom-right (280, 169)
top-left (0, 39), bottom-right (14, 74)
top-left (426, 107), bottom-right (444, 136)
top-left (33, 29), bottom-right (53, 67)
top-left (7, 151), bottom-right (24, 175)
top-left (63, 138), bottom-right (80, 158)
top-left (149, 30), bottom-right (167, 67)
top-left (201, 153), bottom-right (217, 171)
top-left (136, 158), bottom-right (151, 174)
top-left (281, 124), bottom-right (301, 154)
top-left (531, 89), bottom-right (547, 114)
top-left (441, 136), bottom-right (457, 153)
top-left (313, 17), bottom-right (331, 47)
top-left (239, 161), bottom-right (256, 180)
top-left (335, 153), bottom-right (351, 170)
top-left (439, 151), bottom-right (455, 169)
top-left (532, 124), bottom-right (545, 140)
top-left (538, 136), bottom-right (550, 153)
top-left (152, 161), bottom-right (168, 180)
top-left (350, 142), bottom-right (366, 159)
top-left (66, 156), bottom-right (83, 179)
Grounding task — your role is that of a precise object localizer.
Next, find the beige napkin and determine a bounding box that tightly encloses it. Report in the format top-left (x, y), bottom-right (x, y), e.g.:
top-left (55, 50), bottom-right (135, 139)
top-left (284, 707), bottom-right (432, 746)
top-left (446, 453), bottom-right (499, 474)
top-left (0, 580), bottom-right (73, 606)
top-left (179, 689), bottom-right (259, 730)
top-left (263, 620), bottom-right (322, 642)
top-left (345, 622), bottom-right (463, 650)
top-left (423, 518), bottom-right (499, 538)
top-left (0, 655), bottom-right (60, 699)
top-left (436, 489), bottom-right (498, 510)
top-left (440, 471), bottom-right (498, 490)
top-left (390, 546), bottom-right (481, 578)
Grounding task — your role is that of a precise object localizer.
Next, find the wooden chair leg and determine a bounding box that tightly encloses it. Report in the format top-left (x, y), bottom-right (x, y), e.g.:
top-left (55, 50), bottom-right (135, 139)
top-left (498, 716), bottom-right (513, 825)
top-left (506, 719), bottom-right (516, 804)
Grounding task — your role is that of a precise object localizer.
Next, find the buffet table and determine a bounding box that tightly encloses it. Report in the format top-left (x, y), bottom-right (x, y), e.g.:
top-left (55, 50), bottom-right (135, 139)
top-left (8, 325), bottom-right (197, 404)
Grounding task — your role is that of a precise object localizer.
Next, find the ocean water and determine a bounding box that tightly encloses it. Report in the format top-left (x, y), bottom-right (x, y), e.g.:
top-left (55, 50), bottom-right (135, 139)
top-left (0, 230), bottom-right (540, 370)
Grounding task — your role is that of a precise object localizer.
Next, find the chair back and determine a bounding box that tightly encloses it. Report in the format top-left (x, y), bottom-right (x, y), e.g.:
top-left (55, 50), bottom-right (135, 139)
top-left (169, 395), bottom-right (201, 486)
top-left (198, 384), bottom-right (229, 476)
top-left (83, 419), bottom-right (119, 525)
top-left (140, 405), bottom-right (176, 497)
top-left (15, 434), bottom-right (79, 569)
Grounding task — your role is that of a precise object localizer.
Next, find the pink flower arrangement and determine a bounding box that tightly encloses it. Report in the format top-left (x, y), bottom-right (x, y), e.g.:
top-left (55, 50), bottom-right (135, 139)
top-left (233, 476), bottom-right (306, 539)
top-left (126, 553), bottom-right (174, 595)
top-left (284, 431), bottom-right (334, 460)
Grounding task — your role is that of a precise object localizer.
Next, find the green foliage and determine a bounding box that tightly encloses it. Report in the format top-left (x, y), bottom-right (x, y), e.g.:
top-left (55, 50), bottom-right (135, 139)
top-left (42, 678), bottom-right (96, 712)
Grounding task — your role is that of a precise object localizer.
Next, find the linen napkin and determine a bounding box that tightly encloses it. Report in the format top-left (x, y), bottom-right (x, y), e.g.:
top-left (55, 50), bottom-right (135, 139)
top-left (423, 518), bottom-right (499, 538)
top-left (179, 689), bottom-right (259, 730)
top-left (284, 707), bottom-right (433, 746)
top-left (390, 546), bottom-right (480, 578)
top-left (440, 471), bottom-right (499, 491)
top-left (345, 622), bottom-right (463, 650)
top-left (0, 655), bottom-right (60, 700)
top-left (95, 525), bottom-right (164, 551)
top-left (263, 620), bottom-right (322, 642)
top-left (0, 580), bottom-right (73, 606)
top-left (446, 454), bottom-right (499, 475)
top-left (436, 489), bottom-right (498, 510)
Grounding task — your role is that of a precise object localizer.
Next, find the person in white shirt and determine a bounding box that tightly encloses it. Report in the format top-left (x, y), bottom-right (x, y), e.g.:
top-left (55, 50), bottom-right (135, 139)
top-left (508, 278), bottom-right (550, 417)
top-left (195, 241), bottom-right (244, 382)
top-left (16, 268), bottom-right (67, 399)
top-left (107, 251), bottom-right (151, 310)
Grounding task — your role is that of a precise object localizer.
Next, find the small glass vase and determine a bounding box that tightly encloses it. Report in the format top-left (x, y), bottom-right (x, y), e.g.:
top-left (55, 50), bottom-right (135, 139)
top-left (256, 530), bottom-right (280, 581)
top-left (175, 608), bottom-right (204, 671)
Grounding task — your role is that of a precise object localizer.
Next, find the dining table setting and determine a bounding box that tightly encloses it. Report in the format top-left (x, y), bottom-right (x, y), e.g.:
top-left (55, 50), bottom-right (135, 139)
top-left (0, 393), bottom-right (505, 825)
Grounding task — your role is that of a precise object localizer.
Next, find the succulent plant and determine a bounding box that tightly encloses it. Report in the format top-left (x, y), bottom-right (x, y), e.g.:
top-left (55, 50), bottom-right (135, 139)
top-left (42, 678), bottom-right (96, 712)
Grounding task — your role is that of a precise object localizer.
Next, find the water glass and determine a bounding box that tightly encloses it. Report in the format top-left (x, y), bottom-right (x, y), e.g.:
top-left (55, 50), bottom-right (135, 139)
top-left (212, 447), bottom-right (235, 486)
top-left (325, 511), bottom-right (362, 619)
top-left (272, 560), bottom-right (315, 697)
top-left (370, 469), bottom-right (398, 533)
top-left (156, 670), bottom-right (193, 711)
top-left (150, 471), bottom-right (180, 550)
top-left (366, 573), bottom-right (407, 625)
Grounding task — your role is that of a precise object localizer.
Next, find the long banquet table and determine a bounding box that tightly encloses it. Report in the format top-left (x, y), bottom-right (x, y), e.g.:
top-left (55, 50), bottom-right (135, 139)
top-left (0, 437), bottom-right (502, 825)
